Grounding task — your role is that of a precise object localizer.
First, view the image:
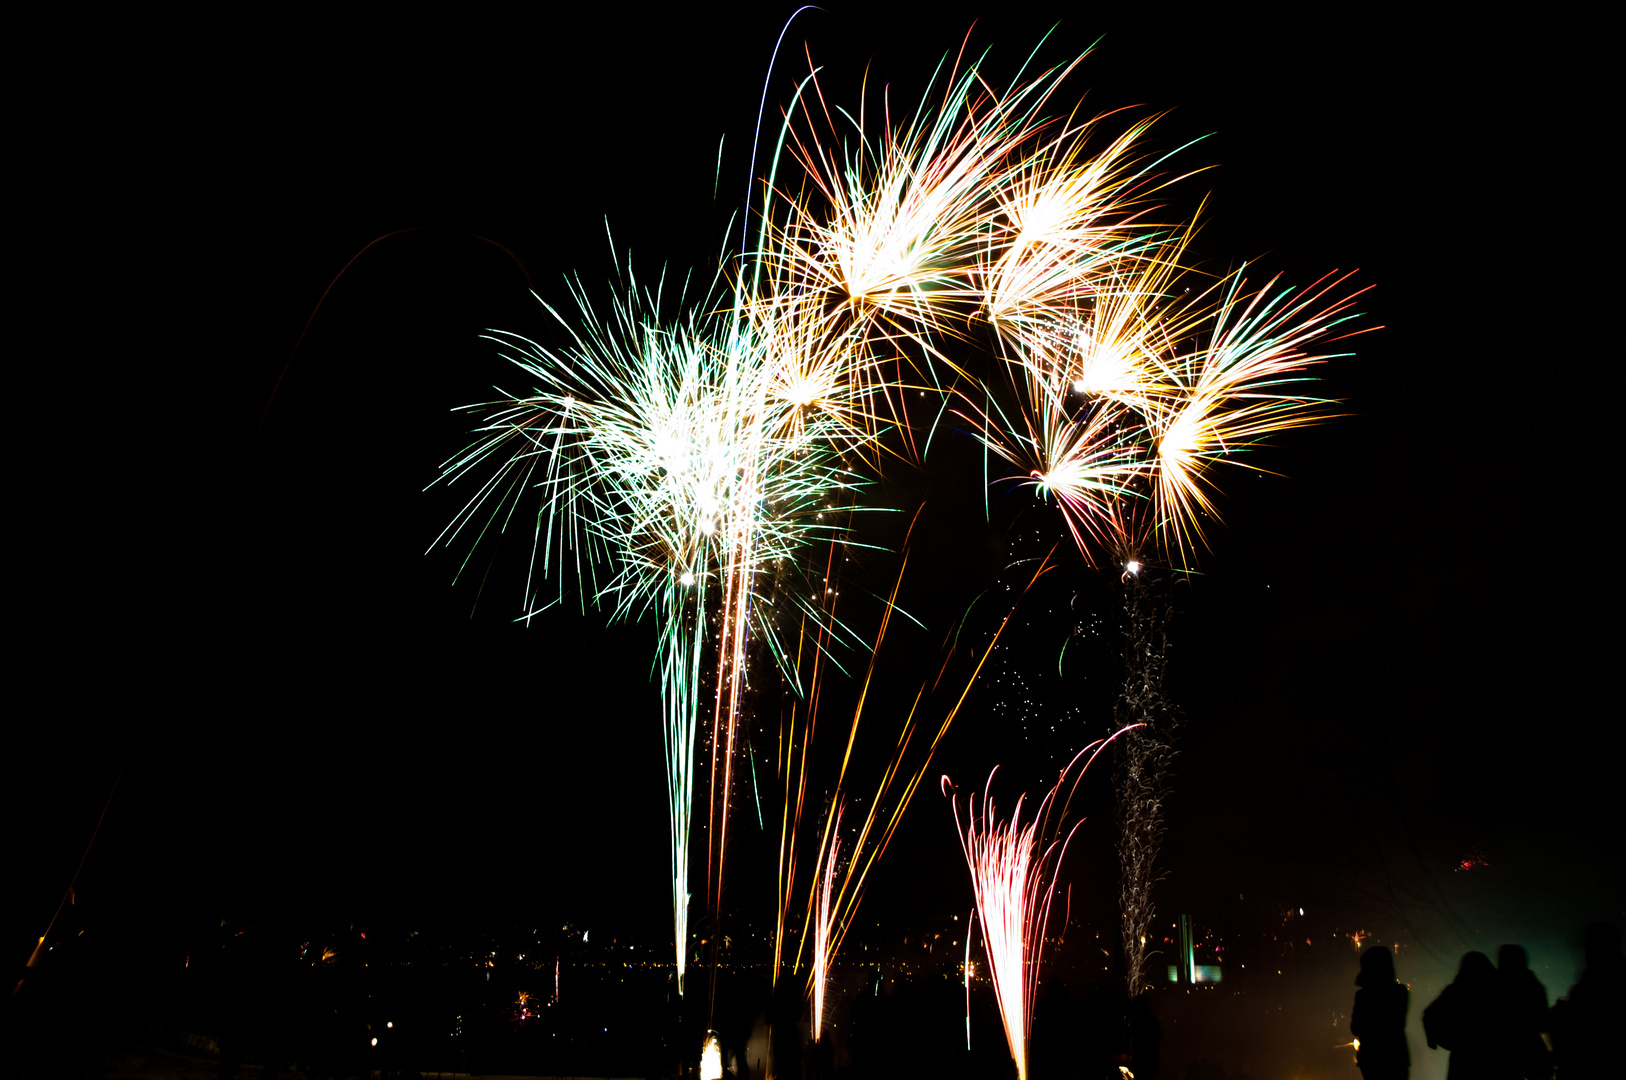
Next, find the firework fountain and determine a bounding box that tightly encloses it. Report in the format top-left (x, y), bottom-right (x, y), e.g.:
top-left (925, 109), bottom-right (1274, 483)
top-left (943, 733), bottom-right (1131, 1080)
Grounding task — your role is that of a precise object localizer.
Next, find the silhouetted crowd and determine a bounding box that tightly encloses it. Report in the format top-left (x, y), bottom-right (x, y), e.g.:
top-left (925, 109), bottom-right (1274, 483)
top-left (1349, 922), bottom-right (1624, 1080)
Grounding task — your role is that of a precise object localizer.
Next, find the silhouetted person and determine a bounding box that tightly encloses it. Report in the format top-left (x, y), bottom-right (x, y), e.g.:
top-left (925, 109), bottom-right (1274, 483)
top-left (1423, 951), bottom-right (1498, 1079)
top-left (1494, 944), bottom-right (1549, 1080)
top-left (1550, 921), bottom-right (1625, 1078)
top-left (1351, 946), bottom-right (1409, 1080)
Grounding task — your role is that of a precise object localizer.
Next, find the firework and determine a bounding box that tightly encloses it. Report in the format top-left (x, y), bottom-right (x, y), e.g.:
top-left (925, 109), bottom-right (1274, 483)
top-left (428, 17), bottom-right (1375, 1020)
top-left (966, 249), bottom-right (1369, 568)
top-left (943, 733), bottom-right (1130, 1080)
top-left (751, 39), bottom-right (1185, 441)
top-left (433, 269), bottom-right (864, 994)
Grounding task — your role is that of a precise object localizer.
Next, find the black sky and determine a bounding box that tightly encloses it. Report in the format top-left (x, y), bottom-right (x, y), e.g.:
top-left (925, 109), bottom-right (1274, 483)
top-left (14, 3), bottom-right (1618, 1001)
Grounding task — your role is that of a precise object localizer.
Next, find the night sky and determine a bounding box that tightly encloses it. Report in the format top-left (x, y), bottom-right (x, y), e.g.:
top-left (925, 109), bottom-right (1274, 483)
top-left (14, 6), bottom-right (1618, 1075)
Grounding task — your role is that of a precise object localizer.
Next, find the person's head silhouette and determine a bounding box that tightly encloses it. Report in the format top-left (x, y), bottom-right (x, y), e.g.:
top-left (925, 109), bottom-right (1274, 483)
top-left (1457, 951), bottom-right (1495, 985)
top-left (1357, 945), bottom-right (1397, 986)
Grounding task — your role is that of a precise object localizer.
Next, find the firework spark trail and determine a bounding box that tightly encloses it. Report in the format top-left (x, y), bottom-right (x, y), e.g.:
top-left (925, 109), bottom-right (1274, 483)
top-left (943, 731), bottom-right (1133, 1080)
top-left (810, 801), bottom-right (842, 1042)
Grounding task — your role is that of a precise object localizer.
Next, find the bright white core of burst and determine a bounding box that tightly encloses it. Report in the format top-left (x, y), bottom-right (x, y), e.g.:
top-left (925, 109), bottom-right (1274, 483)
top-left (680, 571), bottom-right (695, 587)
top-left (781, 373), bottom-right (822, 408)
top-left (700, 1033), bottom-right (723, 1080)
top-left (1125, 560), bottom-right (1141, 575)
